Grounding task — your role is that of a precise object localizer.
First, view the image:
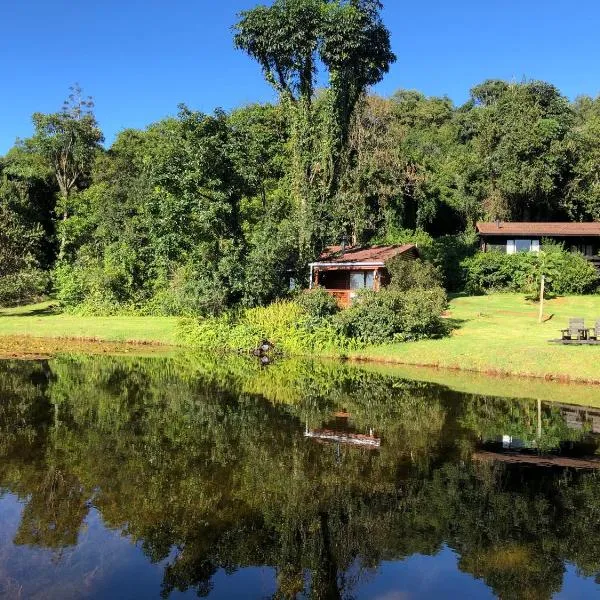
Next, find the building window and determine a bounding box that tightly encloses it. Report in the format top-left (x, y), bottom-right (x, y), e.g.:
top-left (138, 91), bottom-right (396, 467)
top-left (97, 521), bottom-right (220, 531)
top-left (350, 271), bottom-right (375, 290)
top-left (507, 239), bottom-right (540, 254)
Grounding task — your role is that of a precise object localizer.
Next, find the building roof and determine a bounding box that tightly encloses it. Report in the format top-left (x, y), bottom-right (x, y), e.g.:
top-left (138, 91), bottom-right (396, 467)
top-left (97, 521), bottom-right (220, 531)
top-left (313, 244), bottom-right (418, 265)
top-left (476, 222), bottom-right (600, 237)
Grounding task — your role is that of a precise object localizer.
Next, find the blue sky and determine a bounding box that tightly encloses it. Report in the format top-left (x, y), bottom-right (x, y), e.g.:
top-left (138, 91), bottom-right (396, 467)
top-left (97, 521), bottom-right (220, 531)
top-left (2, 0), bottom-right (600, 153)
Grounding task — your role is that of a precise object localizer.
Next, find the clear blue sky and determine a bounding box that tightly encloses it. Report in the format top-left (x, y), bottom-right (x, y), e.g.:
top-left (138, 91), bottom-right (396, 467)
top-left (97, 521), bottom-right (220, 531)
top-left (2, 0), bottom-right (600, 154)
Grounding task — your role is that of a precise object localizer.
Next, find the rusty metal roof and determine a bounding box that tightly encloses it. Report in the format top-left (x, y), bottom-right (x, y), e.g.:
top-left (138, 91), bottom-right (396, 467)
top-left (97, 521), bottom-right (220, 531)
top-left (316, 244), bottom-right (418, 264)
top-left (477, 222), bottom-right (600, 236)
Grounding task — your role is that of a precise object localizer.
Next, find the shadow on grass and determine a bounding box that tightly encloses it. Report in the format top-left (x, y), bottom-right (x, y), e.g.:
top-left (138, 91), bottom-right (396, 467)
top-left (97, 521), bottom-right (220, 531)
top-left (0, 305), bottom-right (61, 318)
top-left (441, 317), bottom-right (467, 336)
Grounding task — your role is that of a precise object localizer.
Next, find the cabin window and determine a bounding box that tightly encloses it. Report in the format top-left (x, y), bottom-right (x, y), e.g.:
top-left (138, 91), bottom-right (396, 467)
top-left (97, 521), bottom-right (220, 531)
top-left (507, 239), bottom-right (539, 254)
top-left (350, 271), bottom-right (375, 290)
top-left (571, 244), bottom-right (594, 256)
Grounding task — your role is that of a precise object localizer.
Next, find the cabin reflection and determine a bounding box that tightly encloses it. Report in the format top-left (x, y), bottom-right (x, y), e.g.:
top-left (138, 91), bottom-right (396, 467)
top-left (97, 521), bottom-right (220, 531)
top-left (477, 399), bottom-right (600, 470)
top-left (304, 411), bottom-right (381, 449)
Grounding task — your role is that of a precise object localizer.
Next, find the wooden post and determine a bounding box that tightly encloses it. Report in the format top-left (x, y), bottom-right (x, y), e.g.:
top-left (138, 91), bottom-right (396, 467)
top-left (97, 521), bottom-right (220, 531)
top-left (538, 275), bottom-right (545, 323)
top-left (537, 398), bottom-right (542, 441)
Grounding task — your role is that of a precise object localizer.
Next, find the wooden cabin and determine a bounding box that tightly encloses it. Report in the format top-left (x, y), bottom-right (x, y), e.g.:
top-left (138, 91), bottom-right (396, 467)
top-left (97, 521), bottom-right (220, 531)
top-left (309, 244), bottom-right (419, 308)
top-left (476, 222), bottom-right (600, 269)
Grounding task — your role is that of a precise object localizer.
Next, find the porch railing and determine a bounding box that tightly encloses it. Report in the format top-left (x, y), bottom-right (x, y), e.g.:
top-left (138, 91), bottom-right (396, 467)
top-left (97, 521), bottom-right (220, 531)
top-left (323, 289), bottom-right (354, 308)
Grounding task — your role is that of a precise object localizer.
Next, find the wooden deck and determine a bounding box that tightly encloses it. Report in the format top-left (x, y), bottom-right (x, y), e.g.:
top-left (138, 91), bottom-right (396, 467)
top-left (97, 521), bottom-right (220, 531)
top-left (304, 429), bottom-right (381, 448)
top-left (323, 289), bottom-right (352, 308)
top-left (474, 450), bottom-right (600, 470)
top-left (549, 339), bottom-right (600, 345)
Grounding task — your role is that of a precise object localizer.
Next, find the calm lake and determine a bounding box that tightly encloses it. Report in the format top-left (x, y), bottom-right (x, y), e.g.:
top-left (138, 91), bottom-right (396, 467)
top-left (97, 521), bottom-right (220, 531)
top-left (1, 354), bottom-right (600, 599)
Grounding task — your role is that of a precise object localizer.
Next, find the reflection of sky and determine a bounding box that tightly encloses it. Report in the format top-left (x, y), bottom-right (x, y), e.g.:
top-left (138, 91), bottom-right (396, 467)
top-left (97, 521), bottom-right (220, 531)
top-left (1, 493), bottom-right (600, 599)
top-left (355, 547), bottom-right (494, 600)
top-left (556, 565), bottom-right (600, 600)
top-left (0, 493), bottom-right (277, 599)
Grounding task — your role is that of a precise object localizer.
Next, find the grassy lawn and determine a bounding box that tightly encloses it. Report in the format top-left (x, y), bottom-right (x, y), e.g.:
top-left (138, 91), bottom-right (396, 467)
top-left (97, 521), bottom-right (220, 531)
top-left (0, 302), bottom-right (179, 345)
top-left (351, 293), bottom-right (600, 384)
top-left (3, 295), bottom-right (600, 385)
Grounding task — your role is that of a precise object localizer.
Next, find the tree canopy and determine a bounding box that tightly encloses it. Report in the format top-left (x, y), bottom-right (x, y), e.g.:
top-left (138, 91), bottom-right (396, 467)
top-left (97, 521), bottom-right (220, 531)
top-left (1, 3), bottom-right (600, 313)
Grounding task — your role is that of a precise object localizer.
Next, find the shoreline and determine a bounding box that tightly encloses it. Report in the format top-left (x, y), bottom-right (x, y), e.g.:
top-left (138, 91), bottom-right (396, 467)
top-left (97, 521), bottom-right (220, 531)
top-left (346, 354), bottom-right (600, 386)
top-left (2, 332), bottom-right (600, 387)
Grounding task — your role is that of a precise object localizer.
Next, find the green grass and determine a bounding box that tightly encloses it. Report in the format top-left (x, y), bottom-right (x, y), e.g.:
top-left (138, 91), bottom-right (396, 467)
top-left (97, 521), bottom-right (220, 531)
top-left (4, 294), bottom-right (600, 385)
top-left (0, 301), bottom-right (179, 345)
top-left (351, 293), bottom-right (600, 384)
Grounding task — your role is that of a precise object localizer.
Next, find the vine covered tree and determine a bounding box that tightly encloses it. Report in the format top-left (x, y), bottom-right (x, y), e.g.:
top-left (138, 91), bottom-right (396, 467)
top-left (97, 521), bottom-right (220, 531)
top-left (234, 0), bottom-right (395, 257)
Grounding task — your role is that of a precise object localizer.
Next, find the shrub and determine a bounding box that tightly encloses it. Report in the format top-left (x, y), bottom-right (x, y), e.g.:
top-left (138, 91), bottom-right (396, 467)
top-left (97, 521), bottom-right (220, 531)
top-left (428, 232), bottom-right (478, 291)
top-left (386, 257), bottom-right (443, 291)
top-left (143, 266), bottom-right (229, 317)
top-left (377, 228), bottom-right (478, 291)
top-left (462, 246), bottom-right (599, 295)
top-left (296, 287), bottom-right (340, 319)
top-left (333, 287), bottom-right (447, 345)
top-left (0, 269), bottom-right (50, 307)
top-left (178, 300), bottom-right (353, 355)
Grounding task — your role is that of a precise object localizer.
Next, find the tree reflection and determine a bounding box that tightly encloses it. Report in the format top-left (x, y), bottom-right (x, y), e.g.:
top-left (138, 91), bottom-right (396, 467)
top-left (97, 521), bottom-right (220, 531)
top-left (0, 355), bottom-right (598, 599)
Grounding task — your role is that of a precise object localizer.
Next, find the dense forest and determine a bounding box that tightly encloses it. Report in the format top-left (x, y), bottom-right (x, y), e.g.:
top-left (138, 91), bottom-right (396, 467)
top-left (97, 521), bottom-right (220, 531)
top-left (2, 0), bottom-right (600, 315)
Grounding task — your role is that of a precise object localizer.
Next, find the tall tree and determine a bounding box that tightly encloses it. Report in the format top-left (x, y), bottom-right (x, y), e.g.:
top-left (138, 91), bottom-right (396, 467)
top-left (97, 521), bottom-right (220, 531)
top-left (234, 0), bottom-right (395, 258)
top-left (464, 80), bottom-right (573, 221)
top-left (30, 85), bottom-right (104, 257)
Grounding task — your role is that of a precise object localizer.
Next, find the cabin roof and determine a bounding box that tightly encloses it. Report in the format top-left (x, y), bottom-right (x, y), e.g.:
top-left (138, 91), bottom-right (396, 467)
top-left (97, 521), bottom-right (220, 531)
top-left (476, 222), bottom-right (600, 237)
top-left (313, 243), bottom-right (417, 265)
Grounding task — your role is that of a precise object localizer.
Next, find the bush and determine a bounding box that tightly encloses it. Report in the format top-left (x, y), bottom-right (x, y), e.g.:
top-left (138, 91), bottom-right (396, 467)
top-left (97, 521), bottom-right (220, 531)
top-left (333, 287), bottom-right (447, 345)
top-left (462, 246), bottom-right (599, 295)
top-left (296, 287), bottom-right (340, 319)
top-left (0, 269), bottom-right (50, 307)
top-left (377, 228), bottom-right (478, 291)
top-left (428, 232), bottom-right (478, 291)
top-left (386, 257), bottom-right (443, 291)
top-left (178, 300), bottom-right (352, 355)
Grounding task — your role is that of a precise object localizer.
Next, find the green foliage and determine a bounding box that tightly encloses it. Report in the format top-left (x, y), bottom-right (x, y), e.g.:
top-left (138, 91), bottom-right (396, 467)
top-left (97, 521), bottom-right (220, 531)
top-left (179, 299), bottom-right (352, 355)
top-left (386, 257), bottom-right (443, 291)
top-left (462, 247), bottom-right (599, 295)
top-left (467, 80), bottom-right (573, 220)
top-left (0, 269), bottom-right (49, 307)
top-left (296, 287), bottom-right (340, 319)
top-left (427, 231), bottom-right (478, 292)
top-left (6, 62), bottom-right (600, 317)
top-left (334, 287), bottom-right (447, 344)
top-left (234, 0), bottom-right (395, 255)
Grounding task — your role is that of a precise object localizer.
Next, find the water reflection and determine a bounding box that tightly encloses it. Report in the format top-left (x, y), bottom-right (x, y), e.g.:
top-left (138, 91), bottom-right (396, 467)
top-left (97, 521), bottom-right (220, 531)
top-left (0, 355), bottom-right (599, 599)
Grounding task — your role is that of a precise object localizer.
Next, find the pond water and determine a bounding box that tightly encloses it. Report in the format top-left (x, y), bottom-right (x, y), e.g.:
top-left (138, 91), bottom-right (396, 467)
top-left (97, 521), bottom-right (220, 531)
top-left (1, 354), bottom-right (600, 599)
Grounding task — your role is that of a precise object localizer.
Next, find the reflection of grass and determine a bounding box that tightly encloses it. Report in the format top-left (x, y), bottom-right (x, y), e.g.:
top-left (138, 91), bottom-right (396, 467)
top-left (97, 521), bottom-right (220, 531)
top-left (353, 362), bottom-right (600, 407)
top-left (351, 294), bottom-right (600, 384)
top-left (0, 301), bottom-right (178, 345)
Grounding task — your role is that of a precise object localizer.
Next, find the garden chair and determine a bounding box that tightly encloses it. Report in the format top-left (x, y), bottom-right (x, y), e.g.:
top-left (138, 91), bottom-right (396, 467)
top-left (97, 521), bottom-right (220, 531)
top-left (561, 318), bottom-right (586, 341)
top-left (587, 319), bottom-right (600, 341)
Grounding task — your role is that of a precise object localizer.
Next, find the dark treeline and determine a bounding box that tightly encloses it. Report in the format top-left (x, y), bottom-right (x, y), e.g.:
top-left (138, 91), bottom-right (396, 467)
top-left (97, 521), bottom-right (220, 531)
top-left (0, 355), bottom-right (599, 598)
top-left (2, 0), bottom-right (600, 313)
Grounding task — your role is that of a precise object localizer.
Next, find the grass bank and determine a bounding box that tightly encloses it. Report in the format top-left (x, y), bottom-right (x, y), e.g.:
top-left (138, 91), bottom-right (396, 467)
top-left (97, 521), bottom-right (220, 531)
top-left (2, 295), bottom-right (600, 384)
top-left (351, 293), bottom-right (600, 383)
top-left (0, 302), bottom-right (179, 346)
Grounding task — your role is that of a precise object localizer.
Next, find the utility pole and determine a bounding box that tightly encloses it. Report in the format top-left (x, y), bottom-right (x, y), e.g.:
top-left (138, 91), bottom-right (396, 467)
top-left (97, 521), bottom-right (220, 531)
top-left (538, 275), bottom-right (545, 323)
